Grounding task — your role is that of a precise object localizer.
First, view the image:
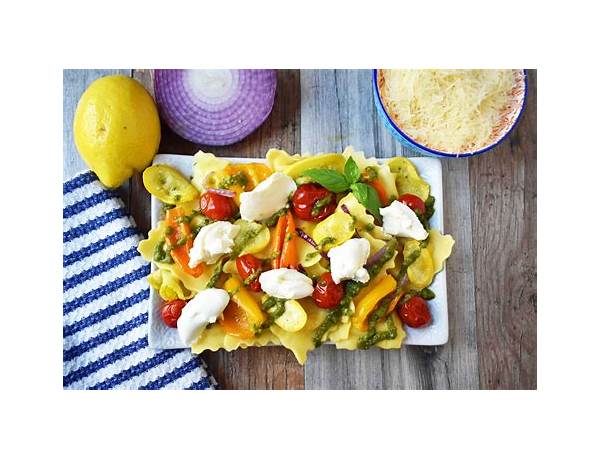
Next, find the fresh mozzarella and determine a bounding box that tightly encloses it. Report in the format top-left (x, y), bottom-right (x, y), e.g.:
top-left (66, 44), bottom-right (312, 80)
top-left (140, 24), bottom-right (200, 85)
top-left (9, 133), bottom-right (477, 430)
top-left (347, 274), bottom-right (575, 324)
top-left (380, 201), bottom-right (428, 240)
top-left (188, 221), bottom-right (240, 267)
top-left (177, 288), bottom-right (230, 345)
top-left (239, 172), bottom-right (297, 221)
top-left (328, 238), bottom-right (371, 284)
top-left (259, 268), bottom-right (314, 299)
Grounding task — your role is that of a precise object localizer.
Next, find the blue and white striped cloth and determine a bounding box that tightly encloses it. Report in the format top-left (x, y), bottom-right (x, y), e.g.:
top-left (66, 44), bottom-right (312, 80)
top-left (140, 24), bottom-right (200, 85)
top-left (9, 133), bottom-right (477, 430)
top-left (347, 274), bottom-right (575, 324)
top-left (63, 170), bottom-right (217, 390)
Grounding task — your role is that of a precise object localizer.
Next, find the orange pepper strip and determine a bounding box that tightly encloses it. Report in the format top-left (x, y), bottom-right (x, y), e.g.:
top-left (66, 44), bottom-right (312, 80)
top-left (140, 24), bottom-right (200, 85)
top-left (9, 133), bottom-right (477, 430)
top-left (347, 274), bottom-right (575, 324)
top-left (218, 301), bottom-right (255, 339)
top-left (280, 210), bottom-right (298, 269)
top-left (370, 179), bottom-right (389, 206)
top-left (165, 208), bottom-right (204, 277)
top-left (271, 214), bottom-right (288, 269)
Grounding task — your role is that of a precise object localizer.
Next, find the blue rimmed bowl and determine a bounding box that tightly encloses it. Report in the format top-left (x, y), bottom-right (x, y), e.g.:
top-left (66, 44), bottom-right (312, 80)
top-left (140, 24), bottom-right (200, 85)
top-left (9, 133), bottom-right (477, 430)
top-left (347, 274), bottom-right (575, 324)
top-left (372, 69), bottom-right (528, 158)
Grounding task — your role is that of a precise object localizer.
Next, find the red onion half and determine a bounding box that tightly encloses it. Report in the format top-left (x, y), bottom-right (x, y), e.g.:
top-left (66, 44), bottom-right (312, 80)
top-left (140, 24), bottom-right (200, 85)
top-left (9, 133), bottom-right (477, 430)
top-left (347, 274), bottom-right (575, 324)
top-left (154, 70), bottom-right (277, 146)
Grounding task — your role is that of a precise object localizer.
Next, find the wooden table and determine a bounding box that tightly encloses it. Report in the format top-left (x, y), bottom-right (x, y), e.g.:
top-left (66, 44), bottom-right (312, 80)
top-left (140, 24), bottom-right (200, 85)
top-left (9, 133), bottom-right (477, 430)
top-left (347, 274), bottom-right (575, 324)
top-left (63, 69), bottom-right (537, 390)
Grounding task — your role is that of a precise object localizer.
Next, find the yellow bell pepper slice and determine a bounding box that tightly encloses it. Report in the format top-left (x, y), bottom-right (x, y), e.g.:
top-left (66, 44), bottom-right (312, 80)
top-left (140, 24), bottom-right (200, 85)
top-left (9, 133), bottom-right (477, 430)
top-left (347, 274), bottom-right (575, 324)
top-left (223, 276), bottom-right (266, 326)
top-left (352, 274), bottom-right (397, 331)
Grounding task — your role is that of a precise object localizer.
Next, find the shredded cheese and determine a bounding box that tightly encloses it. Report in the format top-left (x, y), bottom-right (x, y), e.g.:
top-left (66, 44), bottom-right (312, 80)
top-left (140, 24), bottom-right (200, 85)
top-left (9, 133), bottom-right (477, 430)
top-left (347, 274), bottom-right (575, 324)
top-left (378, 69), bottom-right (520, 153)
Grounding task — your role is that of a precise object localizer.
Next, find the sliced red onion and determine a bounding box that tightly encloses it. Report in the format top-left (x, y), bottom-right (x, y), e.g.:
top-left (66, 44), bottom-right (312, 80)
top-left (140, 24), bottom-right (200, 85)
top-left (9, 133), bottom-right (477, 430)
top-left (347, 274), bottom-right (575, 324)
top-left (207, 188), bottom-right (235, 198)
top-left (154, 70), bottom-right (277, 146)
top-left (366, 245), bottom-right (387, 267)
top-left (341, 204), bottom-right (351, 214)
top-left (296, 228), bottom-right (318, 249)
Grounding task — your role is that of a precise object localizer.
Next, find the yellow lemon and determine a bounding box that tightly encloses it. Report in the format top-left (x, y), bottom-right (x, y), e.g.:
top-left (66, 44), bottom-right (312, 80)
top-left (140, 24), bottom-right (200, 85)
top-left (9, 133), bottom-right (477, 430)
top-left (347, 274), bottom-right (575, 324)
top-left (73, 75), bottom-right (161, 188)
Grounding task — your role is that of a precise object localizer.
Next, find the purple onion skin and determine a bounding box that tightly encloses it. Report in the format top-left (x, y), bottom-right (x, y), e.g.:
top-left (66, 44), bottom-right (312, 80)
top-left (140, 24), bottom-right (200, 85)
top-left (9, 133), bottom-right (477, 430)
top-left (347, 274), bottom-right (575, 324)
top-left (296, 228), bottom-right (318, 249)
top-left (341, 204), bottom-right (351, 215)
top-left (154, 70), bottom-right (277, 146)
top-left (366, 245), bottom-right (387, 267)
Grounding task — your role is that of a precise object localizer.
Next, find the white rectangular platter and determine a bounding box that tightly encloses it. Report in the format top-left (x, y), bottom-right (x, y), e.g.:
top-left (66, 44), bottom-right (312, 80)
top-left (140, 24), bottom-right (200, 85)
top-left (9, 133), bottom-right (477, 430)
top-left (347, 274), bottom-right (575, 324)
top-left (147, 153), bottom-right (449, 350)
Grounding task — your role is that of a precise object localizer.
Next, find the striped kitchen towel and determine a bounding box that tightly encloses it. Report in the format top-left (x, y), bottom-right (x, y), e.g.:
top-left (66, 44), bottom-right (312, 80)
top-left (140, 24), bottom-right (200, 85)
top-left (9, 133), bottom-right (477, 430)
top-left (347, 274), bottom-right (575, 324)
top-left (63, 170), bottom-right (217, 390)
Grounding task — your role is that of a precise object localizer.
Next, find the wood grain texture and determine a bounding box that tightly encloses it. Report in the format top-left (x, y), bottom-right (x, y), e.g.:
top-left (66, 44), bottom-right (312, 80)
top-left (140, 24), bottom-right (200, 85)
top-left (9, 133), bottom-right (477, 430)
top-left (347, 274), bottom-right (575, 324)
top-left (132, 69), bottom-right (305, 389)
top-left (300, 70), bottom-right (480, 389)
top-left (469, 70), bottom-right (537, 389)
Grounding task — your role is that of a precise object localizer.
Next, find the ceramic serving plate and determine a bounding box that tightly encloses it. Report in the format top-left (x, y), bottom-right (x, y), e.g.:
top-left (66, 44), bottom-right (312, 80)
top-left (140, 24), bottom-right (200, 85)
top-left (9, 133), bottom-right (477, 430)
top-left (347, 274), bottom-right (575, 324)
top-left (147, 153), bottom-right (449, 350)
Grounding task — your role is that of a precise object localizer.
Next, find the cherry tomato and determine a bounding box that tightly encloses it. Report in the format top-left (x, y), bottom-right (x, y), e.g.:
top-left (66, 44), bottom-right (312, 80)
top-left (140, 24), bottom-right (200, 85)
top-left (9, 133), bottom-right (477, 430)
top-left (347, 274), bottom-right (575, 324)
top-left (236, 254), bottom-right (263, 292)
top-left (161, 299), bottom-right (187, 328)
top-left (398, 296), bottom-right (431, 328)
top-left (312, 272), bottom-right (344, 309)
top-left (398, 194), bottom-right (426, 216)
top-left (291, 184), bottom-right (337, 222)
top-left (200, 191), bottom-right (236, 221)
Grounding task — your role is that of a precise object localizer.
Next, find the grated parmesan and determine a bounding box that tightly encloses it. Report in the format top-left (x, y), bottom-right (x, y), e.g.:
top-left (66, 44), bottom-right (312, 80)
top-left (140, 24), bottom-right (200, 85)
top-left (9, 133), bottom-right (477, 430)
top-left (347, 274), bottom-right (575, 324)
top-left (378, 69), bottom-right (520, 153)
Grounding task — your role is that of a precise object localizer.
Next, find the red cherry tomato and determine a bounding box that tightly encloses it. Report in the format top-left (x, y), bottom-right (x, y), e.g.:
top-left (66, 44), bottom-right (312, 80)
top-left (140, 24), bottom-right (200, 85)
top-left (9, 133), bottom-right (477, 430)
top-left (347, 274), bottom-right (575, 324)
top-left (398, 296), bottom-right (431, 328)
top-left (291, 184), bottom-right (337, 222)
top-left (398, 194), bottom-right (426, 216)
top-left (161, 299), bottom-right (187, 328)
top-left (312, 272), bottom-right (344, 309)
top-left (200, 191), bottom-right (236, 221)
top-left (236, 254), bottom-right (263, 292)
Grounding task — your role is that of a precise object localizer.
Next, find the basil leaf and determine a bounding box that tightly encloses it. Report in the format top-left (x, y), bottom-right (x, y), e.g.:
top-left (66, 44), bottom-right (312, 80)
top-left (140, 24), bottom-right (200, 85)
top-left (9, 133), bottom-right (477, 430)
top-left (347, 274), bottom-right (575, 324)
top-left (351, 183), bottom-right (382, 220)
top-left (303, 169), bottom-right (349, 193)
top-left (344, 156), bottom-right (360, 185)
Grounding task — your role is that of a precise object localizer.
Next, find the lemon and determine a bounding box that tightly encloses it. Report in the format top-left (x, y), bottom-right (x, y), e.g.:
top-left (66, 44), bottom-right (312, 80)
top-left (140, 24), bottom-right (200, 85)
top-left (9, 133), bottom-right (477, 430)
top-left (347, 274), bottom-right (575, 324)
top-left (73, 75), bottom-right (161, 188)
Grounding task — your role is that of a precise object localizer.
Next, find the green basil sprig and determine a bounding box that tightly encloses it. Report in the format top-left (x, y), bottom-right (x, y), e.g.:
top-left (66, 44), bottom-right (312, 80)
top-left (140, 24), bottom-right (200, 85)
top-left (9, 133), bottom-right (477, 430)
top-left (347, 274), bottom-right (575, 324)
top-left (303, 157), bottom-right (382, 220)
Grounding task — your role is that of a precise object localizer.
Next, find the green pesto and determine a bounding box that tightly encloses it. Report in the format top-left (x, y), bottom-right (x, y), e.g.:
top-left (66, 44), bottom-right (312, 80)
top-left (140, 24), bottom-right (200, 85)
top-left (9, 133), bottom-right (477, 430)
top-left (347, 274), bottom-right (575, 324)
top-left (219, 171), bottom-right (248, 189)
top-left (311, 195), bottom-right (333, 217)
top-left (318, 236), bottom-right (337, 250)
top-left (262, 207), bottom-right (288, 227)
top-left (362, 166), bottom-right (379, 182)
top-left (205, 258), bottom-right (225, 289)
top-left (153, 239), bottom-right (173, 264)
top-left (254, 297), bottom-right (286, 336)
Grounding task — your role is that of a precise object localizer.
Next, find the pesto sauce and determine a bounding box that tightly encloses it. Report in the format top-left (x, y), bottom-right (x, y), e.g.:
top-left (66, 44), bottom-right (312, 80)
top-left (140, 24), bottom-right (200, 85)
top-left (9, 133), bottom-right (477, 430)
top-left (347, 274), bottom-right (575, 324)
top-left (311, 195), bottom-right (333, 217)
top-left (153, 239), bottom-right (173, 264)
top-left (219, 171), bottom-right (248, 189)
top-left (205, 258), bottom-right (225, 289)
top-left (262, 207), bottom-right (288, 227)
top-left (254, 296), bottom-right (286, 336)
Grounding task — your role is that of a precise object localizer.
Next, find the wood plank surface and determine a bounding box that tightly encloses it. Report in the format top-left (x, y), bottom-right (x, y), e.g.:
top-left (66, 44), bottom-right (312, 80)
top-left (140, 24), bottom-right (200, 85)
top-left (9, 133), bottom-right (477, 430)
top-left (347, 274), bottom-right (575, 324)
top-left (300, 70), bottom-right (480, 389)
top-left (469, 70), bottom-right (537, 389)
top-left (132, 69), bottom-right (305, 390)
top-left (63, 68), bottom-right (537, 390)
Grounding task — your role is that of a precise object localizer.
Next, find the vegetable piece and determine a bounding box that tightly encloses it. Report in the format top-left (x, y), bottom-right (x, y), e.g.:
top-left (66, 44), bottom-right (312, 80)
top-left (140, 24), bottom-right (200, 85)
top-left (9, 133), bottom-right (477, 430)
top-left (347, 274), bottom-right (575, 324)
top-left (199, 190), bottom-right (236, 221)
top-left (143, 164), bottom-right (199, 204)
top-left (161, 299), bottom-right (187, 328)
top-left (218, 301), bottom-right (255, 339)
top-left (275, 300), bottom-right (308, 332)
top-left (387, 157), bottom-right (430, 201)
top-left (154, 70), bottom-right (277, 146)
top-left (404, 241), bottom-right (434, 289)
top-left (352, 274), bottom-right (397, 331)
top-left (296, 228), bottom-right (318, 249)
top-left (398, 296), bottom-right (431, 328)
top-left (312, 211), bottom-right (355, 251)
top-left (236, 254), bottom-right (263, 292)
top-left (291, 183), bottom-right (337, 222)
top-left (232, 220), bottom-right (270, 255)
top-left (312, 272), bottom-right (345, 309)
top-left (206, 188), bottom-right (235, 198)
top-left (223, 276), bottom-right (266, 325)
top-left (280, 211), bottom-right (298, 269)
top-left (271, 214), bottom-right (287, 269)
top-left (164, 208), bottom-right (204, 277)
top-left (369, 179), bottom-right (389, 206)
top-left (398, 193), bottom-right (426, 216)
